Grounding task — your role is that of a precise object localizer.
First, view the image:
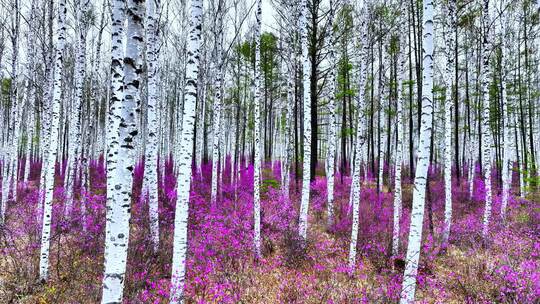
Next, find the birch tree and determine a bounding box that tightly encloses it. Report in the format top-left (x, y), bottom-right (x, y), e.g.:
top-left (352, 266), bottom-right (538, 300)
top-left (281, 48), bottom-right (294, 199)
top-left (143, 0), bottom-right (161, 251)
top-left (39, 2), bottom-right (56, 198)
top-left (468, 117), bottom-right (477, 198)
top-left (38, 0), bottom-right (66, 281)
top-left (499, 0), bottom-right (512, 221)
top-left (298, 0), bottom-right (312, 244)
top-left (65, 0), bottom-right (90, 214)
top-left (170, 0), bottom-right (203, 302)
top-left (1, 0), bottom-right (21, 222)
top-left (348, 0), bottom-right (369, 269)
top-left (325, 0), bottom-right (338, 229)
top-left (277, 0), bottom-right (297, 200)
top-left (442, 0), bottom-right (456, 247)
top-left (392, 31), bottom-right (406, 258)
top-left (210, 3), bottom-right (224, 206)
top-left (480, 0), bottom-right (493, 238)
top-left (101, 0), bottom-right (143, 300)
top-left (253, 0), bottom-right (263, 258)
top-left (400, 0), bottom-right (435, 301)
top-left (24, 0), bottom-right (38, 183)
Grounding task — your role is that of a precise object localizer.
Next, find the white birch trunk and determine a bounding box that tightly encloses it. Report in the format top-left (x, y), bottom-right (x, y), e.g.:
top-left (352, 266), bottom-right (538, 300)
top-left (378, 109), bottom-right (385, 192)
top-left (210, 65), bottom-right (222, 205)
top-left (1, 1), bottom-right (21, 220)
top-left (442, 0), bottom-right (456, 246)
top-left (282, 68), bottom-right (294, 199)
top-left (24, 108), bottom-right (34, 182)
top-left (500, 0), bottom-right (512, 221)
top-left (210, 8), bottom-right (224, 204)
top-left (101, 0), bottom-right (142, 300)
top-left (325, 0), bottom-right (338, 228)
top-left (40, 66), bottom-right (54, 197)
top-left (298, 0), bottom-right (312, 243)
top-left (481, 0), bottom-right (493, 238)
top-left (24, 2), bottom-right (37, 182)
top-left (39, 0), bottom-right (66, 281)
top-left (392, 33), bottom-right (405, 258)
top-left (1, 105), bottom-right (20, 221)
top-left (219, 109), bottom-right (226, 199)
top-left (170, 1), bottom-right (202, 302)
top-left (66, 0), bottom-right (89, 214)
top-left (9, 0), bottom-right (21, 203)
top-left (88, 0), bottom-right (107, 164)
top-left (400, 0), bottom-right (434, 301)
top-left (1, 101), bottom-right (20, 222)
top-left (252, 0), bottom-right (263, 258)
top-left (518, 108), bottom-right (525, 198)
top-left (348, 1), bottom-right (368, 268)
top-left (281, 4), bottom-right (296, 199)
top-left (143, 0), bottom-right (161, 252)
top-left (468, 118), bottom-right (476, 198)
top-left (195, 48), bottom-right (208, 172)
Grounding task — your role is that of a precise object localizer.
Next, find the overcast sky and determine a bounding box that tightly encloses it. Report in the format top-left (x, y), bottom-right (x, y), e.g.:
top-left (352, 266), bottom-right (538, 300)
top-left (261, 0), bottom-right (276, 33)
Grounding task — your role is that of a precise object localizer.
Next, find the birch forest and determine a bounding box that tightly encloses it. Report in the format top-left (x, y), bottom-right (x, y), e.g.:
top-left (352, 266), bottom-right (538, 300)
top-left (1, 0), bottom-right (540, 303)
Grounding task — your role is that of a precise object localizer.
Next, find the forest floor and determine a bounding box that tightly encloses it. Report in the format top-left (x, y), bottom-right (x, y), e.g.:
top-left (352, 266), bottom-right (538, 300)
top-left (221, 181), bottom-right (539, 304)
top-left (0, 160), bottom-right (539, 303)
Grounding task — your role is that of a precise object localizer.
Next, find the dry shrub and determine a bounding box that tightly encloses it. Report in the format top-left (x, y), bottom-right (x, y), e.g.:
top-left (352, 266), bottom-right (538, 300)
top-left (282, 229), bottom-right (312, 269)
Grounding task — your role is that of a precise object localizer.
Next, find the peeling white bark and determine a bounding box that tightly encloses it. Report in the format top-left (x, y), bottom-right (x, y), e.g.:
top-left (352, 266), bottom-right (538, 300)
top-left (144, 0), bottom-right (161, 252)
top-left (101, 0), bottom-right (143, 301)
top-left (499, 0), bottom-right (512, 221)
top-left (442, 0), bottom-right (456, 247)
top-left (253, 0), bottom-right (263, 258)
top-left (326, 0), bottom-right (338, 229)
top-left (39, 0), bottom-right (67, 281)
top-left (170, 0), bottom-right (202, 302)
top-left (400, 0), bottom-right (434, 301)
top-left (481, 0), bottom-right (493, 238)
top-left (298, 0), bottom-right (312, 243)
top-left (392, 31), bottom-right (406, 258)
top-left (348, 0), bottom-right (368, 269)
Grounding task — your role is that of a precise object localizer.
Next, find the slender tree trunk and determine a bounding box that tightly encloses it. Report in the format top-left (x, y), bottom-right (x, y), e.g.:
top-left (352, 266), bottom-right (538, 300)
top-left (298, 0), bottom-right (312, 243)
top-left (400, 0), bottom-right (434, 301)
top-left (454, 20), bottom-right (460, 182)
top-left (210, 5), bottom-right (224, 205)
top-left (38, 0), bottom-right (66, 281)
top-left (348, 3), bottom-right (368, 268)
top-left (500, 0), bottom-right (512, 221)
top-left (281, 3), bottom-right (296, 199)
top-left (481, 0), bottom-right (493, 238)
top-left (65, 0), bottom-right (89, 215)
top-left (170, 1), bottom-right (203, 301)
top-left (309, 1), bottom-right (319, 182)
top-left (101, 0), bottom-right (143, 300)
top-left (24, 0), bottom-right (37, 183)
top-left (253, 0), bottom-right (263, 259)
top-left (408, 7), bottom-right (415, 179)
top-left (325, 0), bottom-right (337, 228)
top-left (392, 30), bottom-right (405, 258)
top-left (39, 0), bottom-right (55, 200)
top-left (1, 0), bottom-right (21, 221)
top-left (143, 0), bottom-right (161, 251)
top-left (442, 0), bottom-right (456, 247)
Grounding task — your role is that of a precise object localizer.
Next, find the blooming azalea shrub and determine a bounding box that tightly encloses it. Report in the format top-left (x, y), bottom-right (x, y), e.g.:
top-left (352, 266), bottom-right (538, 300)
top-left (0, 158), bottom-right (538, 303)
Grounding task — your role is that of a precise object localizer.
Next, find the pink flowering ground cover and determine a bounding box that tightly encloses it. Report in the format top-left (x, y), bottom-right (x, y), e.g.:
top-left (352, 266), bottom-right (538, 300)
top-left (0, 158), bottom-right (538, 303)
